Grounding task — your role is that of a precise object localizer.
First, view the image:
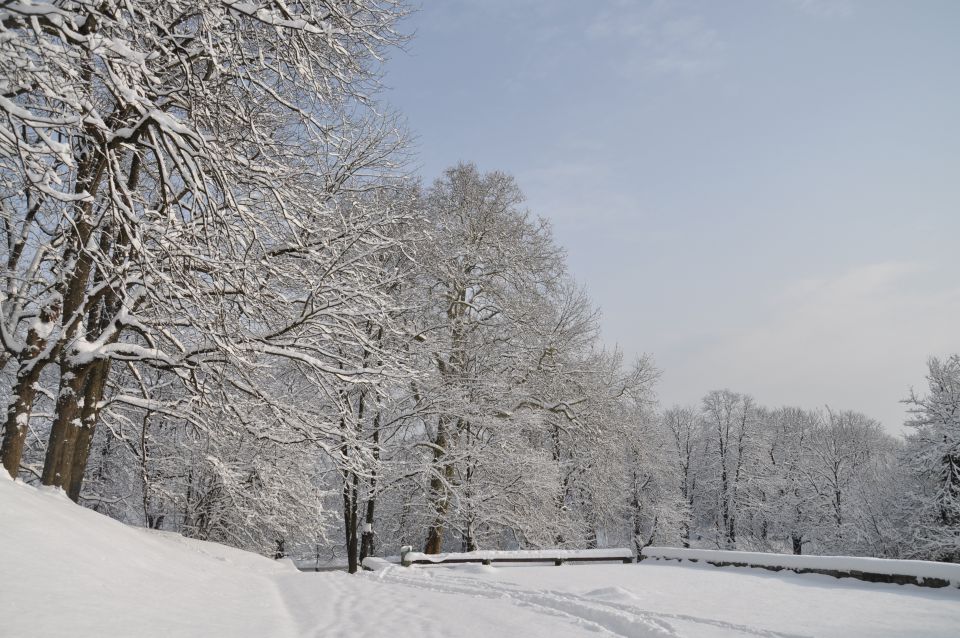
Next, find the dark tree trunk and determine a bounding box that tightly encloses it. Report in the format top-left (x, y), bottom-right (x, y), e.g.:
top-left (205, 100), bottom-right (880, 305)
top-left (41, 96), bottom-right (136, 496)
top-left (359, 496), bottom-right (376, 562)
top-left (1, 363), bottom-right (44, 477)
top-left (632, 493), bottom-right (644, 556)
top-left (792, 533), bottom-right (803, 555)
top-left (67, 358), bottom-right (111, 501)
top-left (41, 122), bottom-right (101, 490)
top-left (359, 419), bottom-right (380, 562)
top-left (1, 302), bottom-right (60, 477)
top-left (344, 470), bottom-right (360, 573)
top-left (41, 362), bottom-right (91, 490)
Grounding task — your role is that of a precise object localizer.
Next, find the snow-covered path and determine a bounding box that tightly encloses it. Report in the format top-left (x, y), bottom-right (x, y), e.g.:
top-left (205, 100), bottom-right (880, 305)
top-left (365, 563), bottom-right (787, 637)
top-left (367, 560), bottom-right (960, 638)
top-left (270, 568), bottom-right (608, 638)
top-left (2, 475), bottom-right (958, 637)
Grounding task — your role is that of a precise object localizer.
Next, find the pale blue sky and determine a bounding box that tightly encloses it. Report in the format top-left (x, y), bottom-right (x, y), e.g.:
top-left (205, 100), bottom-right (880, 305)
top-left (385, 0), bottom-right (960, 433)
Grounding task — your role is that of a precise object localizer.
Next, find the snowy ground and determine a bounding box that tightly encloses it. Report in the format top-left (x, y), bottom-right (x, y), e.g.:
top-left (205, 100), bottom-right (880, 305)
top-left (2, 476), bottom-right (958, 638)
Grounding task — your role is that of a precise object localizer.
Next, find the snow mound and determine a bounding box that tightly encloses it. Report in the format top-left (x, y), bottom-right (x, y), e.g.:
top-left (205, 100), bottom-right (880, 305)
top-left (0, 475), bottom-right (296, 637)
top-left (583, 586), bottom-right (639, 601)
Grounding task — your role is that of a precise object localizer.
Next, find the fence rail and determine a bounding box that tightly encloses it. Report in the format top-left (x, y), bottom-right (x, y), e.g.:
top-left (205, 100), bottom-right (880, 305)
top-left (399, 547), bottom-right (634, 567)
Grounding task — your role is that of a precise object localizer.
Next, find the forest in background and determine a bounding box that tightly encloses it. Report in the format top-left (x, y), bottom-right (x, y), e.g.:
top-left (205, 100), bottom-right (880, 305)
top-left (1, 0), bottom-right (957, 574)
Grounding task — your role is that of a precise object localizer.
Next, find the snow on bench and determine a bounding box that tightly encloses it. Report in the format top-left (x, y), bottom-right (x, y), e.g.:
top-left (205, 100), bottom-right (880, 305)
top-left (640, 546), bottom-right (960, 589)
top-left (400, 547), bottom-right (634, 567)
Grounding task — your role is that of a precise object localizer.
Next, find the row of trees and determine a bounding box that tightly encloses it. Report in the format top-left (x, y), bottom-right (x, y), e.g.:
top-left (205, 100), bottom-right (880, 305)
top-left (2, 0), bottom-right (956, 570)
top-left (658, 394), bottom-right (901, 557)
top-left (678, 359), bottom-right (959, 563)
top-left (0, 0), bottom-right (664, 572)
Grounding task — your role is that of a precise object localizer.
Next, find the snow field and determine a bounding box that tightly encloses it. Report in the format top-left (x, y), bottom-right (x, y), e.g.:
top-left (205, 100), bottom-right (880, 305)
top-left (3, 475), bottom-right (959, 638)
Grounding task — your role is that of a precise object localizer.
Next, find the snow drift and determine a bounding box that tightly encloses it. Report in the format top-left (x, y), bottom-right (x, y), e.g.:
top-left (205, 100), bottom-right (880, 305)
top-left (0, 475), bottom-right (607, 638)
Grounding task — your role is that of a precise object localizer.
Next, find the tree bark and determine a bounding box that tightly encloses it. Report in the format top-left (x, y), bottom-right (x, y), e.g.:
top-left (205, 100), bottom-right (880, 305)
top-left (41, 361), bottom-right (90, 490)
top-left (0, 302), bottom-right (60, 477)
top-left (67, 357), bottom-right (112, 501)
top-left (0, 367), bottom-right (42, 478)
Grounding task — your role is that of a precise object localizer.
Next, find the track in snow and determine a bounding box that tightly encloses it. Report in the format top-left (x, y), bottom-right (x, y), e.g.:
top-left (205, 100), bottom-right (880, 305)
top-left (365, 565), bottom-right (813, 638)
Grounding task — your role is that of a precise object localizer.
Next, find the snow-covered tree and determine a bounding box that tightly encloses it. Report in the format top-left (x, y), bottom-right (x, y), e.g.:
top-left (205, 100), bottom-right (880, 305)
top-left (660, 405), bottom-right (701, 546)
top-left (699, 390), bottom-right (759, 548)
top-left (411, 163), bottom-right (566, 553)
top-left (902, 355), bottom-right (960, 561)
top-left (0, 0), bottom-right (411, 505)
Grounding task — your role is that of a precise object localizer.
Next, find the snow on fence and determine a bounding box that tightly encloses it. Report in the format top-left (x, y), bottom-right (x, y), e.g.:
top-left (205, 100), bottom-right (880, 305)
top-left (399, 547), bottom-right (634, 567)
top-left (640, 547), bottom-right (960, 589)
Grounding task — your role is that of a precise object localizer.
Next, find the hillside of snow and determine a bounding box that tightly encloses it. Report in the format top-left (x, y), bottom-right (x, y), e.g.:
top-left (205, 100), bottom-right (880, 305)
top-left (2, 474), bottom-right (958, 638)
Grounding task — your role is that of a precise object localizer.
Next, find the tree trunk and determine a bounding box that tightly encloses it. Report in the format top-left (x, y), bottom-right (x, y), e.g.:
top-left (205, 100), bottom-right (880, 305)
top-left (463, 520), bottom-right (477, 553)
top-left (1, 363), bottom-right (44, 478)
top-left (343, 470), bottom-right (359, 573)
top-left (359, 418), bottom-right (380, 562)
top-left (424, 466), bottom-right (452, 554)
top-left (40, 234), bottom-right (96, 490)
top-left (1, 303), bottom-right (60, 477)
top-left (359, 495), bottom-right (376, 562)
top-left (680, 484), bottom-right (693, 548)
top-left (424, 416), bottom-right (454, 554)
top-left (792, 533), bottom-right (803, 555)
top-left (67, 357), bottom-right (111, 501)
top-left (632, 485), bottom-right (644, 555)
top-left (41, 361), bottom-right (91, 490)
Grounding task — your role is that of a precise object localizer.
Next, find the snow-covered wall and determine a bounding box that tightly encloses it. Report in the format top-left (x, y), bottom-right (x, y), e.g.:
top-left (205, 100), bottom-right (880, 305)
top-left (640, 547), bottom-right (960, 588)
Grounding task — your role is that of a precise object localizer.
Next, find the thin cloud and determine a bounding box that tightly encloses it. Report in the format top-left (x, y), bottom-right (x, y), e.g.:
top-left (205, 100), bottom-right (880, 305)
top-left (783, 0), bottom-right (855, 18)
top-left (587, 3), bottom-right (725, 77)
top-left (660, 262), bottom-right (960, 433)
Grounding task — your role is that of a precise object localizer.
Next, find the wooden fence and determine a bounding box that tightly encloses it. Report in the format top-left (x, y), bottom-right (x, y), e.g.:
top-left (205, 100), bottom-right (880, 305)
top-left (399, 547), bottom-right (634, 567)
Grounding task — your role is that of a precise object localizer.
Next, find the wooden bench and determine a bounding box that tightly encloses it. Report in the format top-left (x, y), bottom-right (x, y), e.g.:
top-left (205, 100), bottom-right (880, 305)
top-left (399, 547), bottom-right (634, 567)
